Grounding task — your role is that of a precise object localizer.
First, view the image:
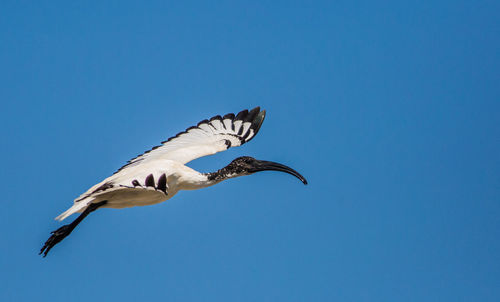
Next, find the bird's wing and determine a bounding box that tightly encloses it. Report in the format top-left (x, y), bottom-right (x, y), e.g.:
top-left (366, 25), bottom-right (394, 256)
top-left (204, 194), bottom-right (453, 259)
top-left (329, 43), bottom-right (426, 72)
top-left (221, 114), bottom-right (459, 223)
top-left (58, 166), bottom-right (172, 220)
top-left (114, 107), bottom-right (266, 173)
top-left (57, 183), bottom-right (167, 221)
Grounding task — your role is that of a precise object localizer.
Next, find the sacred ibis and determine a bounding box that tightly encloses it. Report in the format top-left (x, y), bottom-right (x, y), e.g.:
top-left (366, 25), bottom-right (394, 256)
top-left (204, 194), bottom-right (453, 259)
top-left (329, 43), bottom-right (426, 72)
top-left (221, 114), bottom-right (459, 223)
top-left (40, 107), bottom-right (307, 257)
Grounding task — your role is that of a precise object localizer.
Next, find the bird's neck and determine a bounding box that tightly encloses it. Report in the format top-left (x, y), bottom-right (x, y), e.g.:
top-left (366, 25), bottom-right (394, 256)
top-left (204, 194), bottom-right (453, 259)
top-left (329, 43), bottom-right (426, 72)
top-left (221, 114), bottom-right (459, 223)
top-left (178, 163), bottom-right (244, 191)
top-left (204, 165), bottom-right (241, 184)
top-left (177, 165), bottom-right (239, 191)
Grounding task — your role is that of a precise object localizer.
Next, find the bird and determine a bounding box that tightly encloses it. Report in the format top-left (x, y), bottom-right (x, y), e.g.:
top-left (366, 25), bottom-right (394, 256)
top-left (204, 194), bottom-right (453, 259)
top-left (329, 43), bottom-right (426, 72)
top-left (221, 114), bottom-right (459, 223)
top-left (40, 107), bottom-right (307, 257)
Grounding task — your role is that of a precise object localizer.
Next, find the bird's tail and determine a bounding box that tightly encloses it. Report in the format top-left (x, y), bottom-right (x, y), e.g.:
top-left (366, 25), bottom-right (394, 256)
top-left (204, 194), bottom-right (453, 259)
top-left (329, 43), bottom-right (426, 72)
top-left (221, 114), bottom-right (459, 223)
top-left (55, 200), bottom-right (92, 221)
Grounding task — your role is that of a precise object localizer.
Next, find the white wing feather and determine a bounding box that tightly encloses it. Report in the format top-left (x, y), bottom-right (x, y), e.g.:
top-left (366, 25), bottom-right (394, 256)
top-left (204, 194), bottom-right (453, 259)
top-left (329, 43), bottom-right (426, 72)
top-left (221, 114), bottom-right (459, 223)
top-left (115, 107), bottom-right (266, 172)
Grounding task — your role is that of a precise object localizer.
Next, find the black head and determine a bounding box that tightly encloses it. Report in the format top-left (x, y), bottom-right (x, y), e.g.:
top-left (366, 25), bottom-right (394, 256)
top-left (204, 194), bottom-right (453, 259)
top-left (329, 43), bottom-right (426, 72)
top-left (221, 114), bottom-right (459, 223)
top-left (226, 156), bottom-right (308, 185)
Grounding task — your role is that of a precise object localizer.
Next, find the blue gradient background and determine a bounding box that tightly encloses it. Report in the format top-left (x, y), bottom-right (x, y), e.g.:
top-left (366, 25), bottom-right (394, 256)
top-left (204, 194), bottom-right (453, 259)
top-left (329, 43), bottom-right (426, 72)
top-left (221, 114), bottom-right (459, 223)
top-left (1, 1), bottom-right (499, 301)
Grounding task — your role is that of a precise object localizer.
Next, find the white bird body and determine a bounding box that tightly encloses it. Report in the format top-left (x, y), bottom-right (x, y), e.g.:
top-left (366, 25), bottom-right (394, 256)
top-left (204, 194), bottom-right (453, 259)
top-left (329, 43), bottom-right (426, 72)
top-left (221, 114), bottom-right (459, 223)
top-left (57, 160), bottom-right (219, 220)
top-left (41, 107), bottom-right (307, 257)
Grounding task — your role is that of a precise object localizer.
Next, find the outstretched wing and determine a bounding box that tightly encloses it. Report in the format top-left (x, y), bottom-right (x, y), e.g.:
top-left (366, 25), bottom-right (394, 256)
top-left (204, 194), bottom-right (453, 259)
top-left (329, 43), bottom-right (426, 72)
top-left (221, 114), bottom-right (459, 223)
top-left (115, 107), bottom-right (266, 173)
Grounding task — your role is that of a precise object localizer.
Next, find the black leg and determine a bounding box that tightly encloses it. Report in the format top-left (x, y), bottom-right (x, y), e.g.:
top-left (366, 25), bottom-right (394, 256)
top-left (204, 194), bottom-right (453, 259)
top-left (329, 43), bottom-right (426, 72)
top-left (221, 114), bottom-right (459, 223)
top-left (40, 200), bottom-right (108, 257)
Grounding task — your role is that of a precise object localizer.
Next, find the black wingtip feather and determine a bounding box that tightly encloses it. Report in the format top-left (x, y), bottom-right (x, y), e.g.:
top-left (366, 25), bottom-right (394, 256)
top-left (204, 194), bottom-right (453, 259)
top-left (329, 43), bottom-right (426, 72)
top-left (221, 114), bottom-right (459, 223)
top-left (244, 107), bottom-right (260, 123)
top-left (210, 115), bottom-right (223, 122)
top-left (235, 109), bottom-right (248, 121)
top-left (197, 119), bottom-right (209, 126)
top-left (246, 109), bottom-right (266, 143)
top-left (223, 113), bottom-right (235, 120)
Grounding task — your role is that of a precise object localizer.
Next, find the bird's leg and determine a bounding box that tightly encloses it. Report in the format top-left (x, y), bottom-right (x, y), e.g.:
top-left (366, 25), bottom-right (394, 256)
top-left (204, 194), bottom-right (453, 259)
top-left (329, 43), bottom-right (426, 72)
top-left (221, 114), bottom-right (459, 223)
top-left (39, 200), bottom-right (108, 257)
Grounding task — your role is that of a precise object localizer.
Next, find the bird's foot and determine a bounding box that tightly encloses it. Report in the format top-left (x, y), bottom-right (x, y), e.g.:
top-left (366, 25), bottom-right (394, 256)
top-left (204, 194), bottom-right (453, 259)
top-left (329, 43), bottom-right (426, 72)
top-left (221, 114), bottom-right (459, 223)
top-left (39, 224), bottom-right (74, 257)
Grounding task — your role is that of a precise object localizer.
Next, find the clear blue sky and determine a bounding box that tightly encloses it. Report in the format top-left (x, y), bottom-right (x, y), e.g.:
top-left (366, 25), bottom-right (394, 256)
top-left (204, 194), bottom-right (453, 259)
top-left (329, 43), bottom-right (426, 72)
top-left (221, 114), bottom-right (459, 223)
top-left (1, 1), bottom-right (499, 301)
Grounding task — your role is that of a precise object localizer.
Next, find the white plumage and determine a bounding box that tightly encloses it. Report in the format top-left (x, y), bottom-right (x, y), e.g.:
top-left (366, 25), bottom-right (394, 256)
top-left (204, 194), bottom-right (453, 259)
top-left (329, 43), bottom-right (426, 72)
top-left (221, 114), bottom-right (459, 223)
top-left (56, 160), bottom-right (210, 220)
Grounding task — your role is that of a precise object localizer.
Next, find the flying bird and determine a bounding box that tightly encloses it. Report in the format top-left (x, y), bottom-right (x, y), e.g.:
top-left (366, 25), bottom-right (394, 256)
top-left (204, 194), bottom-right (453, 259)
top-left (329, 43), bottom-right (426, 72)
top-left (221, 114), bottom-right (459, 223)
top-left (40, 107), bottom-right (307, 257)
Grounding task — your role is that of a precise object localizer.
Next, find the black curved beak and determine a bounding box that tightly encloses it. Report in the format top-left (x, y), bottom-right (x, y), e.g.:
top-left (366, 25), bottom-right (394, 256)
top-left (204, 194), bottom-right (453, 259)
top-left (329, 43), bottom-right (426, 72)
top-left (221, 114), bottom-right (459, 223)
top-left (249, 160), bottom-right (308, 185)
